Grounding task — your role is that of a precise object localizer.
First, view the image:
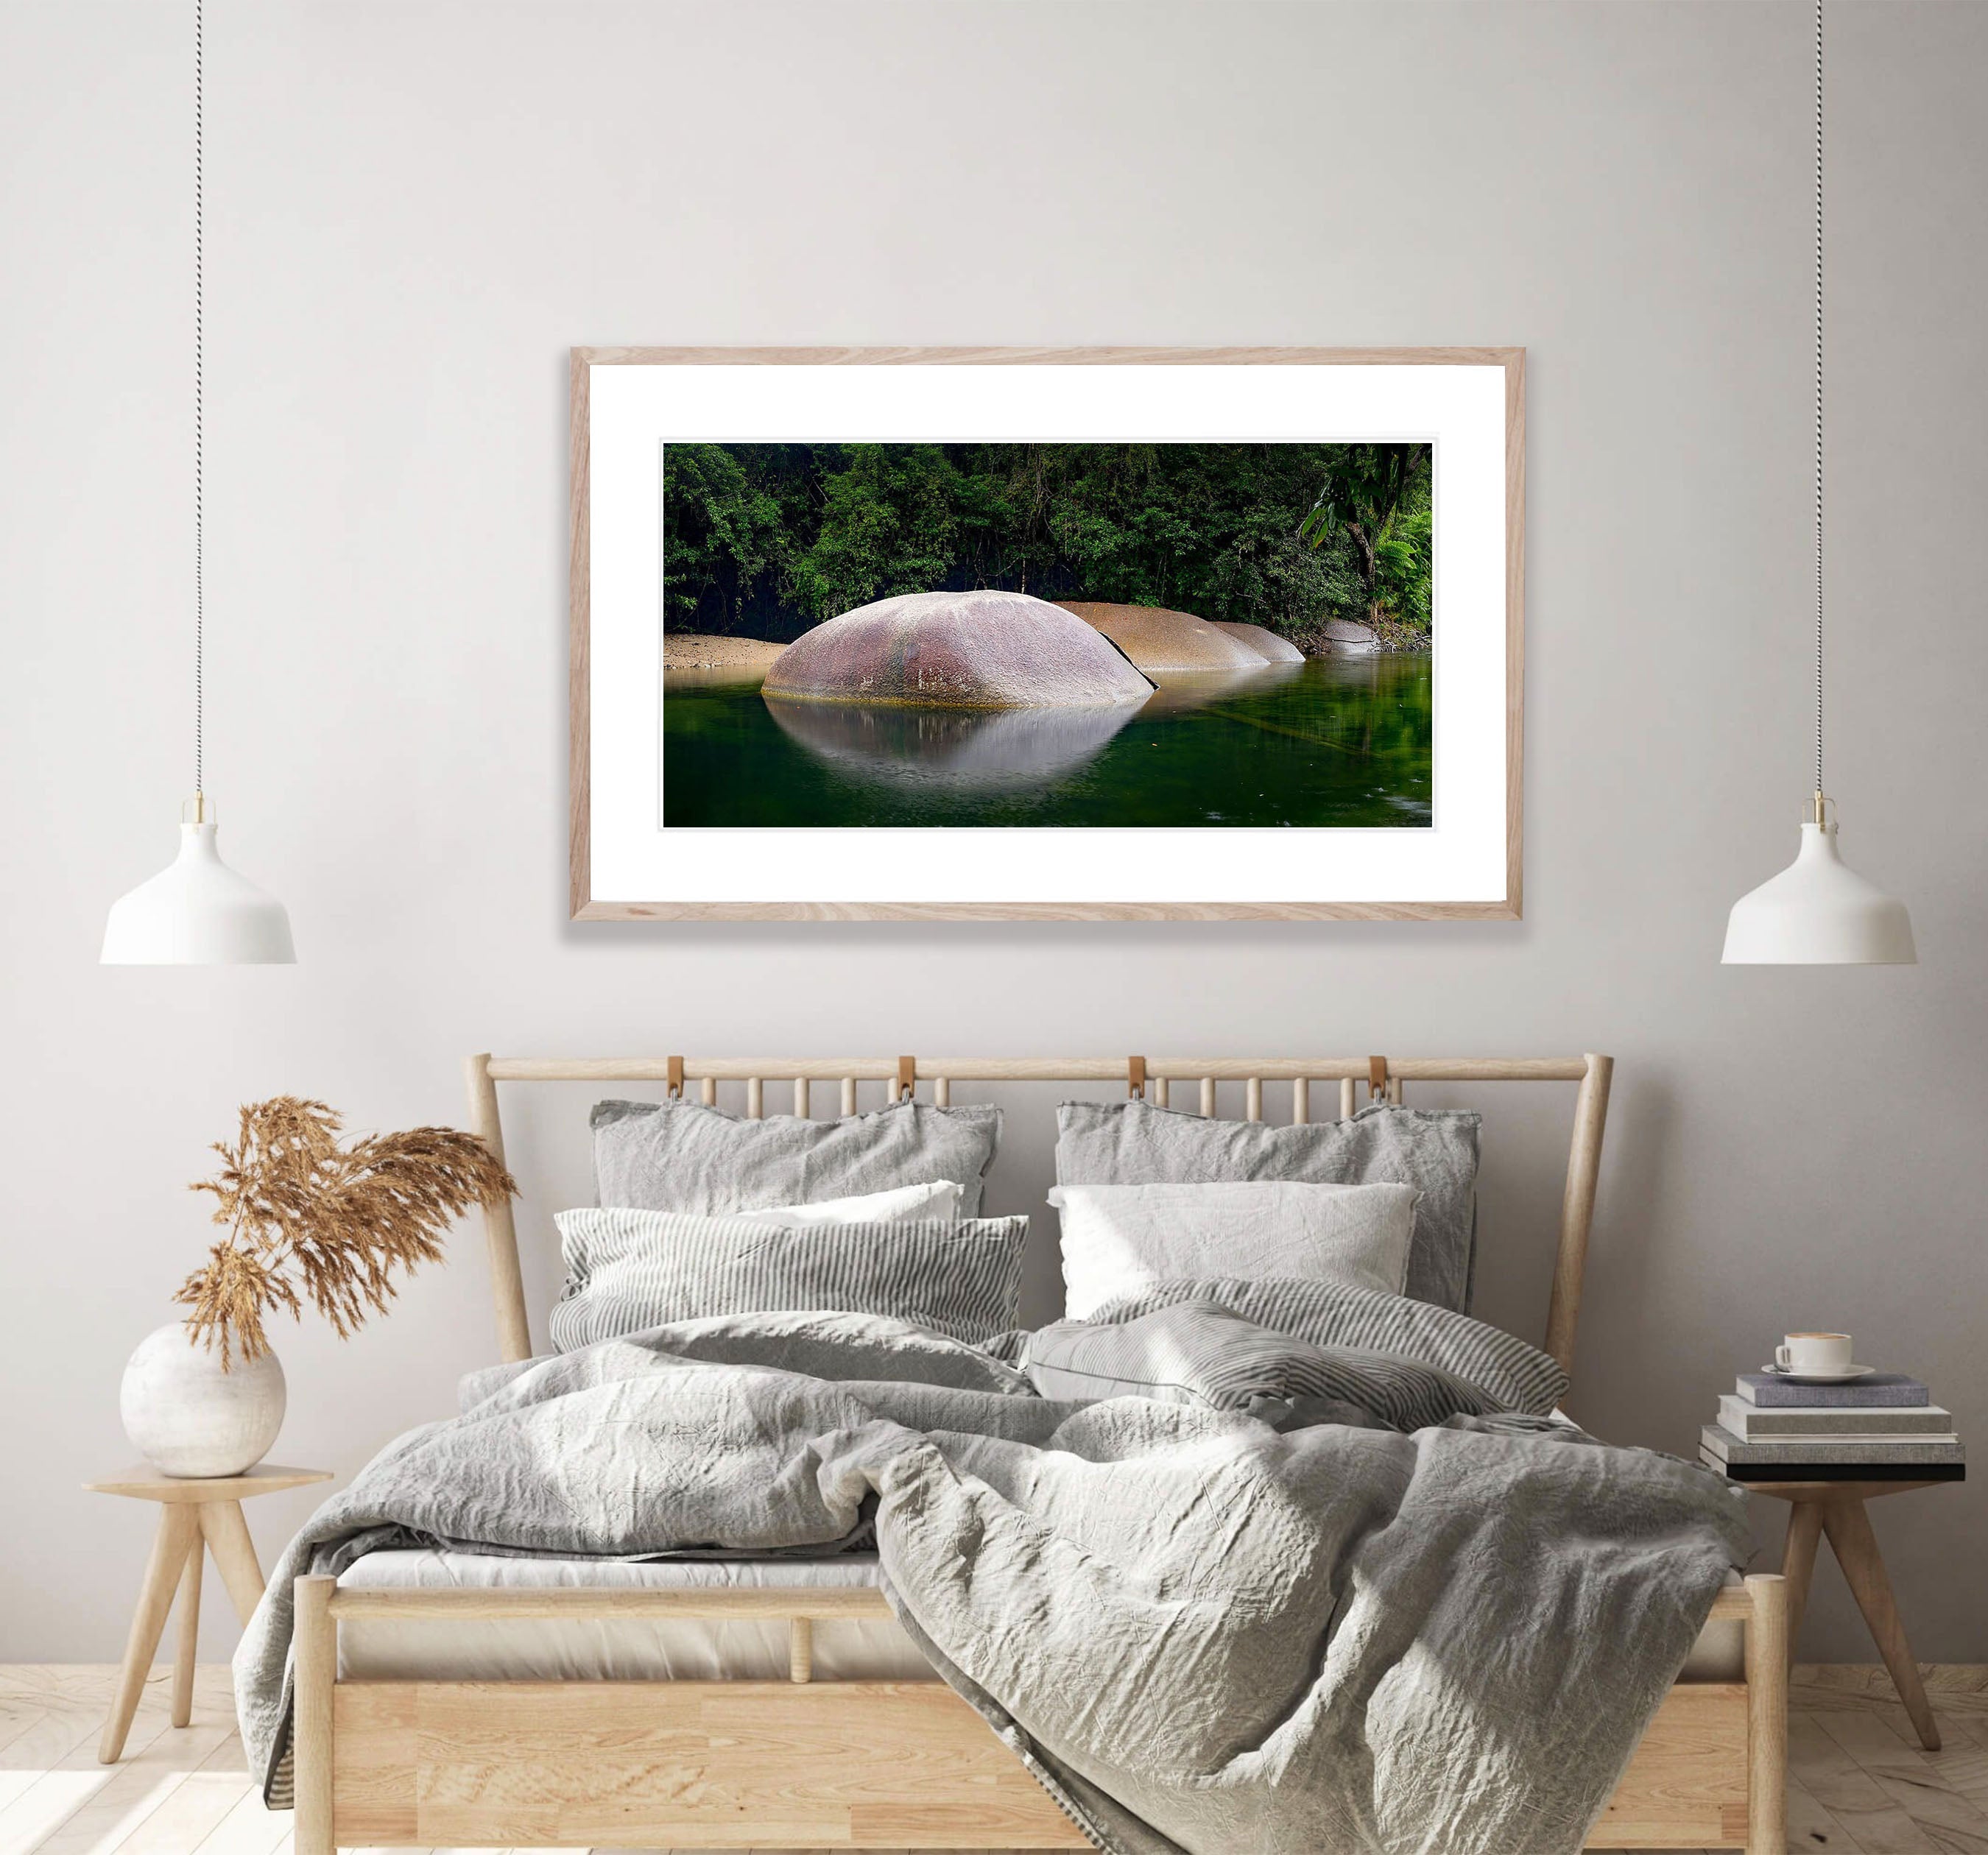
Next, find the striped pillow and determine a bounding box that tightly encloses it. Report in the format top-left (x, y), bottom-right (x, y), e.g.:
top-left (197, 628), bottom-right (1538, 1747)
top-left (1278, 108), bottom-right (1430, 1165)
top-left (1085, 1276), bottom-right (1567, 1416)
top-left (550, 1208), bottom-right (1029, 1351)
top-left (1023, 1302), bottom-right (1507, 1432)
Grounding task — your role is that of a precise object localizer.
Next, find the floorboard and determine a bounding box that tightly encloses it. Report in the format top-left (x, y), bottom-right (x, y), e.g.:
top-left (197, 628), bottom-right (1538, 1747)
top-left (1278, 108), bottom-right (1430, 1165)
top-left (5, 1667), bottom-right (1984, 1854)
top-left (1815, 1710), bottom-right (1988, 1854)
top-left (102, 1733), bottom-right (251, 1855)
top-left (1791, 1711), bottom-right (1943, 1855)
top-left (1788, 1769), bottom-right (1872, 1854)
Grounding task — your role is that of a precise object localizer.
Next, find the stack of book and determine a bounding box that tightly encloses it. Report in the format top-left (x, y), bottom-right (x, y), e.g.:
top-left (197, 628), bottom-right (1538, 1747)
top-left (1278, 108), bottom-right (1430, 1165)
top-left (1701, 1374), bottom-right (1964, 1482)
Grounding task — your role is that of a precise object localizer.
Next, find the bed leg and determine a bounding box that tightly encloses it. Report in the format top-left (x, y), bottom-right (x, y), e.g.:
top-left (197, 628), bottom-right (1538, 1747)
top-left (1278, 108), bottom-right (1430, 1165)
top-left (1744, 1572), bottom-right (1787, 1855)
top-left (295, 1574), bottom-right (337, 1855)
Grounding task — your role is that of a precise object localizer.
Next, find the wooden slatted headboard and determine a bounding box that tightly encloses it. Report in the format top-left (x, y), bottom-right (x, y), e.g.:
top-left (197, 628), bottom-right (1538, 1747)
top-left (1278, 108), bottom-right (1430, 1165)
top-left (464, 1053), bottom-right (1613, 1385)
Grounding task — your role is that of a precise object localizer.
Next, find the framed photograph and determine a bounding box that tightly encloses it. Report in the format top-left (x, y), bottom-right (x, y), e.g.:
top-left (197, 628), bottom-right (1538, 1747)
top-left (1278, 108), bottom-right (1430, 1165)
top-left (571, 346), bottom-right (1522, 921)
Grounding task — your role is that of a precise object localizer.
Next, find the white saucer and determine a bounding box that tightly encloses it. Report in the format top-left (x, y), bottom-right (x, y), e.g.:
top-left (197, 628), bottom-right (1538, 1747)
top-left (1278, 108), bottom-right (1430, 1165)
top-left (1761, 1363), bottom-right (1875, 1384)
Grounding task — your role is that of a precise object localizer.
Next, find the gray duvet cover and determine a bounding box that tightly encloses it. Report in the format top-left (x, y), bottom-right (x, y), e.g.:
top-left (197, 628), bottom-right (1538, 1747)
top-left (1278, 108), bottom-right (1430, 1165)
top-left (236, 1305), bottom-right (1748, 1855)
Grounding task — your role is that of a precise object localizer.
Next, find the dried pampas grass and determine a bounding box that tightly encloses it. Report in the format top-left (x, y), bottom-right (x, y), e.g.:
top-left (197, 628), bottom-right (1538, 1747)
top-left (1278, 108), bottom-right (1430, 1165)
top-left (177, 1096), bottom-right (517, 1368)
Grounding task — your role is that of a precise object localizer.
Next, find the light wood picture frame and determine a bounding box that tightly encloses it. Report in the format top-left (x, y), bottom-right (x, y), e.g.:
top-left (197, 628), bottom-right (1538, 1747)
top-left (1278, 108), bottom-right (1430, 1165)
top-left (570, 346), bottom-right (1524, 921)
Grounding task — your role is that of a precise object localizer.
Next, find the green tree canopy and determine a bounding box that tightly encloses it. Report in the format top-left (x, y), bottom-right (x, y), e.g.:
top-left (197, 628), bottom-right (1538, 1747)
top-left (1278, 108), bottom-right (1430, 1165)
top-left (662, 441), bottom-right (1431, 649)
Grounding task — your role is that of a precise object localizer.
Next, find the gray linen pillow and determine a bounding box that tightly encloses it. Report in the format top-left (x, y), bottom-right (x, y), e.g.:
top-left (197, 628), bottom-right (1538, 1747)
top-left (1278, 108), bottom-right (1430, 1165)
top-left (1022, 1301), bottom-right (1512, 1432)
top-left (549, 1209), bottom-right (1029, 1350)
top-left (1054, 1098), bottom-right (1479, 1311)
top-left (1085, 1276), bottom-right (1567, 1416)
top-left (593, 1098), bottom-right (1001, 1218)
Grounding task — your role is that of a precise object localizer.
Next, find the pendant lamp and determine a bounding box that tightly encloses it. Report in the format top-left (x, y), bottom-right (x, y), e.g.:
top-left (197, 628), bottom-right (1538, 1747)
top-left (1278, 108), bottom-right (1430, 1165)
top-left (102, 0), bottom-right (294, 966)
top-left (1723, 0), bottom-right (1914, 966)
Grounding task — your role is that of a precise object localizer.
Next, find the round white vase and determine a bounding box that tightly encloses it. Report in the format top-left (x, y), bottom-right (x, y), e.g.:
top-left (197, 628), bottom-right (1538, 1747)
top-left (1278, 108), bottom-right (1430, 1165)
top-left (120, 1324), bottom-right (286, 1477)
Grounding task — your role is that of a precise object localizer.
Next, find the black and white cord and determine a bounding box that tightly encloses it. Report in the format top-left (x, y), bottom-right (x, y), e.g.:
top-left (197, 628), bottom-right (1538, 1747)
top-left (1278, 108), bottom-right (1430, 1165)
top-left (1813, 0), bottom-right (1825, 801)
top-left (194, 0), bottom-right (204, 799)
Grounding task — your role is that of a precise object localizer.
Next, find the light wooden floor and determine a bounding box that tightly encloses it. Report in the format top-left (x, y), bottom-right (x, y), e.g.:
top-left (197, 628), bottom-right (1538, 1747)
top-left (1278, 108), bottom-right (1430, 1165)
top-left (8, 1665), bottom-right (1988, 1855)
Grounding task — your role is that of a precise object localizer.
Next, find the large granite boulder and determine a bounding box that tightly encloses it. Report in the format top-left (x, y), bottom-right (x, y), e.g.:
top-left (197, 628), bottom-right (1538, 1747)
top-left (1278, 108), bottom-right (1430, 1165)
top-left (1210, 621), bottom-right (1305, 664)
top-left (1054, 601), bottom-right (1267, 672)
top-left (1319, 618), bottom-right (1381, 654)
top-left (764, 591), bottom-right (1155, 708)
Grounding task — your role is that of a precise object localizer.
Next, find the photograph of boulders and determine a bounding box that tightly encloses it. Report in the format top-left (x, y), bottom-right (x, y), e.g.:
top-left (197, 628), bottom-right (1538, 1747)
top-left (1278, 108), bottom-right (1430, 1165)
top-left (662, 442), bottom-right (1432, 830)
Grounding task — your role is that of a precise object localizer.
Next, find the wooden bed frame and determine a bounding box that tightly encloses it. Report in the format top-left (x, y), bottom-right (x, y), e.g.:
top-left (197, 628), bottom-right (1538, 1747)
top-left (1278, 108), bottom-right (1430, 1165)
top-left (290, 1053), bottom-right (1786, 1854)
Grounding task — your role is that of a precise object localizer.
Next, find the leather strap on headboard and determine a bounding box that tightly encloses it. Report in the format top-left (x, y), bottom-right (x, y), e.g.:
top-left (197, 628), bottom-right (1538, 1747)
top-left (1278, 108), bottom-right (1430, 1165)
top-left (1127, 1056), bottom-right (1146, 1100)
top-left (1368, 1055), bottom-right (1389, 1100)
top-left (666, 1055), bottom-right (684, 1099)
top-left (896, 1056), bottom-right (917, 1102)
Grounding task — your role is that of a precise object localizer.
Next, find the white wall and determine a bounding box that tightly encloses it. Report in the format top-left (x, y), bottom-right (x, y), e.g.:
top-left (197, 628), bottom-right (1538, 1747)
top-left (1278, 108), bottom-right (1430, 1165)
top-left (1, 0), bottom-right (1984, 1665)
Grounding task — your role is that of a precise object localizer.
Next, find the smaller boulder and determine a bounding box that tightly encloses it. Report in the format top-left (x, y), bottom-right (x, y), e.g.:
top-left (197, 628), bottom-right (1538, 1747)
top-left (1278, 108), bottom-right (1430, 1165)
top-left (1319, 619), bottom-right (1381, 654)
top-left (1055, 601), bottom-right (1266, 673)
top-left (663, 635), bottom-right (789, 679)
top-left (1211, 621), bottom-right (1305, 664)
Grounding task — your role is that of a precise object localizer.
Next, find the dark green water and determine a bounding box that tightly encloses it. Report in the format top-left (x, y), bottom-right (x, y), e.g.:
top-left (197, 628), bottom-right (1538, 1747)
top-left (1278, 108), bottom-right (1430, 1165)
top-left (663, 654), bottom-right (1431, 829)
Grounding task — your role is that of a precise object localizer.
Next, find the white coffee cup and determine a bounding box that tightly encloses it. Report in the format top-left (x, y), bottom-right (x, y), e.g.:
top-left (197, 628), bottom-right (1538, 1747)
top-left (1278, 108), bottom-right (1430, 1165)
top-left (1777, 1332), bottom-right (1854, 1375)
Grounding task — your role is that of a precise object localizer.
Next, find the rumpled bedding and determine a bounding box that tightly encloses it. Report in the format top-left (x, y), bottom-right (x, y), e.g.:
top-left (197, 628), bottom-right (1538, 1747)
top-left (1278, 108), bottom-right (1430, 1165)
top-left (236, 1296), bottom-right (1748, 1855)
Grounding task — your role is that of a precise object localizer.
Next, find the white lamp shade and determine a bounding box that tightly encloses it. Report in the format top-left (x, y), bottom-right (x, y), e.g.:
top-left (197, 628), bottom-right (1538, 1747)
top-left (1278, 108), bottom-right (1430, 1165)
top-left (102, 820), bottom-right (295, 964)
top-left (1722, 821), bottom-right (1915, 965)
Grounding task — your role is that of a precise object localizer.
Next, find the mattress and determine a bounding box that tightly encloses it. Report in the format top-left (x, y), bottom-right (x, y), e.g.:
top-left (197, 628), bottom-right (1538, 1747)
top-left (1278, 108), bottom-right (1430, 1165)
top-left (336, 1550), bottom-right (935, 1682)
top-left (336, 1549), bottom-right (1746, 1683)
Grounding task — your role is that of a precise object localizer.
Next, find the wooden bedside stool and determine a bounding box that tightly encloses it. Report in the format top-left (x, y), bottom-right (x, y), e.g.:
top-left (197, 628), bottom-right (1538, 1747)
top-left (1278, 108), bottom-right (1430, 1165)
top-left (87, 1462), bottom-right (331, 1763)
top-left (1738, 1476), bottom-right (1958, 1751)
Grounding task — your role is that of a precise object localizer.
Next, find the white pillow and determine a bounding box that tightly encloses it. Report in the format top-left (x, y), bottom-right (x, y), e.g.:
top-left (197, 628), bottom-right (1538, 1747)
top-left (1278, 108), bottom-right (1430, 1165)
top-left (737, 1179), bottom-right (962, 1225)
top-left (1048, 1179), bottom-right (1417, 1318)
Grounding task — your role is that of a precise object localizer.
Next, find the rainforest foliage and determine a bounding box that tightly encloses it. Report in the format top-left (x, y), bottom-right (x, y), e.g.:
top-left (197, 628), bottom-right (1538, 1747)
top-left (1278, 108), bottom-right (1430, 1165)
top-left (661, 442), bottom-right (1433, 649)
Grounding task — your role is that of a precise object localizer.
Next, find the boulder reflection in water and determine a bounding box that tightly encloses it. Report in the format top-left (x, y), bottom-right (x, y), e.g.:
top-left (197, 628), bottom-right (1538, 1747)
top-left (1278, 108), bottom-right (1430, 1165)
top-left (1136, 662), bottom-right (1305, 716)
top-left (763, 695), bottom-right (1146, 794)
